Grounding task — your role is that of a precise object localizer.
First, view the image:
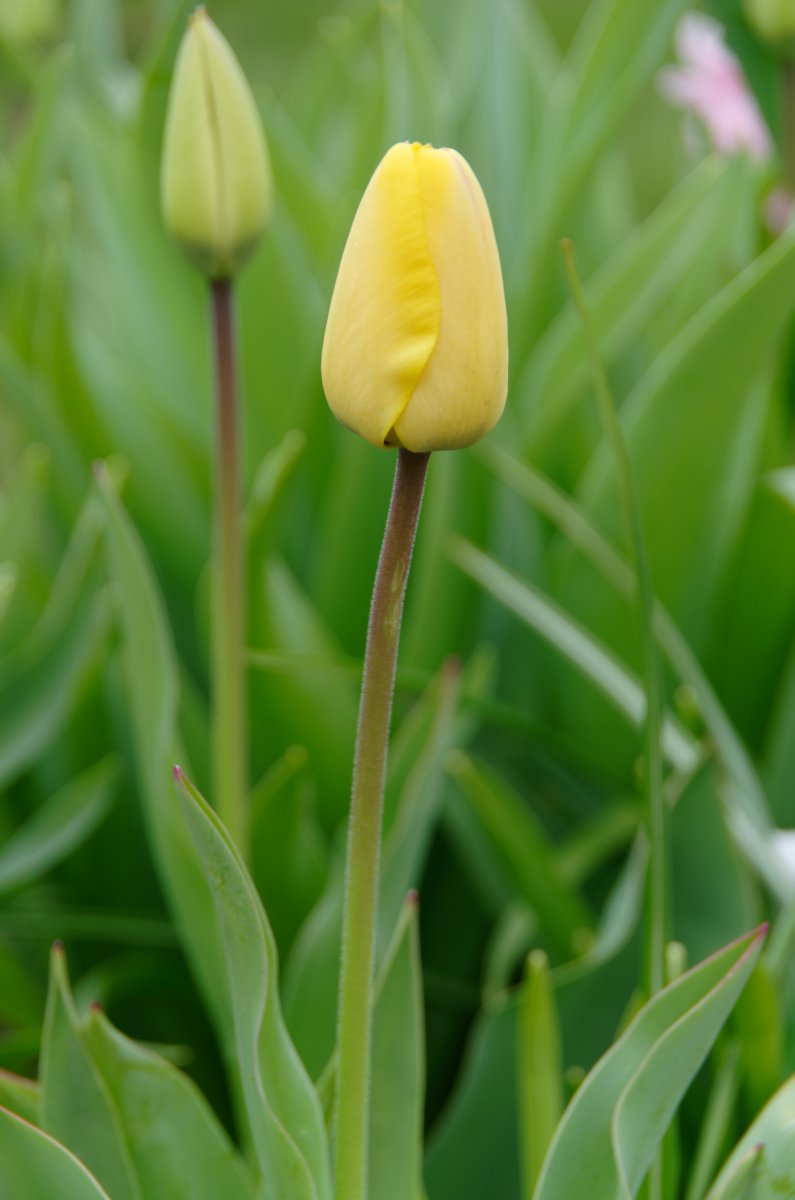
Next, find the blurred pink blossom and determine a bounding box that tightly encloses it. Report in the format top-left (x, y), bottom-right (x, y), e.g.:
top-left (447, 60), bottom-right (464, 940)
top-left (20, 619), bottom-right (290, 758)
top-left (658, 12), bottom-right (772, 163)
top-left (764, 186), bottom-right (795, 234)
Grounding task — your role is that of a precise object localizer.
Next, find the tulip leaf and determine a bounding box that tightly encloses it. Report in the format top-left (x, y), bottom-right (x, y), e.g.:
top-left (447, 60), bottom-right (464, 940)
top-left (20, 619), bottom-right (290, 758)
top-left (518, 951), bottom-right (564, 1200)
top-left (252, 556), bottom-right (358, 828)
top-left (0, 444), bottom-right (49, 653)
top-left (520, 158), bottom-right (737, 454)
top-left (0, 1107), bottom-right (112, 1200)
top-left (534, 927), bottom-right (765, 1200)
top-left (448, 536), bottom-right (697, 774)
top-left (425, 997), bottom-right (522, 1200)
top-left (425, 838), bottom-right (647, 1200)
top-left (0, 756), bottom-right (119, 896)
top-left (367, 896), bottom-right (425, 1200)
top-left (41, 941), bottom-right (259, 1200)
top-left (706, 1075), bottom-right (795, 1199)
top-left (80, 1008), bottom-right (258, 1200)
top-left (448, 751), bottom-right (592, 960)
top-left (174, 768), bottom-right (332, 1200)
top-left (40, 946), bottom-right (143, 1200)
top-left (568, 227), bottom-right (795, 655)
top-left (0, 1073), bottom-right (39, 1126)
top-left (708, 1149), bottom-right (764, 1200)
top-left (94, 468), bottom-right (230, 1041)
top-left (0, 497), bottom-right (110, 791)
top-left (479, 441), bottom-right (775, 851)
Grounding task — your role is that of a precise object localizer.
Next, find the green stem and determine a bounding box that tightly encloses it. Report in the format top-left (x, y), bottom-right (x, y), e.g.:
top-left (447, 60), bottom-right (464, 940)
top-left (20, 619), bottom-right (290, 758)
top-left (334, 446), bottom-right (430, 1200)
top-left (210, 279), bottom-right (248, 860)
top-left (563, 240), bottom-right (667, 1197)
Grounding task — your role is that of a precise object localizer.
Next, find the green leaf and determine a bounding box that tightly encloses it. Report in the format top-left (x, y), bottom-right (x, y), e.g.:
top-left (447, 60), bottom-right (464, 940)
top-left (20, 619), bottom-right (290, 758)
top-left (0, 1107), bottom-right (112, 1200)
top-left (250, 745), bottom-right (328, 959)
top-left (0, 1073), bottom-right (39, 1126)
top-left (520, 160), bottom-right (735, 454)
top-left (479, 443), bottom-right (779, 892)
top-left (81, 1008), bottom-right (258, 1200)
top-left (707, 1074), bottom-right (795, 1198)
top-left (368, 897), bottom-right (425, 1200)
top-left (534, 927), bottom-right (766, 1200)
top-left (252, 557), bottom-right (358, 828)
top-left (40, 946), bottom-right (142, 1200)
top-left (41, 941), bottom-right (259, 1200)
top-left (175, 768), bottom-right (331, 1200)
top-left (0, 497), bottom-right (110, 791)
top-left (0, 756), bottom-right (119, 895)
top-left (707, 1147), bottom-right (764, 1200)
top-left (424, 998), bottom-right (521, 1200)
top-left (521, 0), bottom-right (690, 332)
top-left (448, 752), bottom-right (592, 959)
top-left (449, 537), bottom-right (697, 774)
top-left (518, 951), bottom-right (564, 1200)
top-left (572, 229), bottom-right (795, 646)
top-left (0, 444), bottom-right (50, 652)
top-left (94, 468), bottom-right (229, 1040)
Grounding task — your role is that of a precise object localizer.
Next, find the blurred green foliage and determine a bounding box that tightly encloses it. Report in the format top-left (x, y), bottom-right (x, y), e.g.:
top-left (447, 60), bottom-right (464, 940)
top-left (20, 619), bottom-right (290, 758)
top-left (2, 0), bottom-right (795, 1195)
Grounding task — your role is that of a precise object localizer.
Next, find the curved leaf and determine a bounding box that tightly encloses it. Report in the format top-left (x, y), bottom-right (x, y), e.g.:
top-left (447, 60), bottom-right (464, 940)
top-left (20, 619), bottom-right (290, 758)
top-left (82, 1008), bottom-right (258, 1200)
top-left (368, 897), bottom-right (425, 1200)
top-left (175, 768), bottom-right (331, 1200)
top-left (707, 1075), bottom-right (795, 1199)
top-left (40, 946), bottom-right (143, 1200)
top-left (535, 927), bottom-right (766, 1200)
top-left (0, 1107), bottom-right (111, 1200)
top-left (0, 756), bottom-right (119, 895)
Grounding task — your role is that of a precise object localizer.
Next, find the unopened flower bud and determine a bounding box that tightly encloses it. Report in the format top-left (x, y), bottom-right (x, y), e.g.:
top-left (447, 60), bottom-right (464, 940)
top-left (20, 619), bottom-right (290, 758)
top-left (321, 142), bottom-right (508, 452)
top-left (161, 6), bottom-right (272, 279)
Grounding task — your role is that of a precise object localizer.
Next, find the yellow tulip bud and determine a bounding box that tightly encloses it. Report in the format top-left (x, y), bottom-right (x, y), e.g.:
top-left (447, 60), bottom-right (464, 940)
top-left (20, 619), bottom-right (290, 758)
top-left (744, 0), bottom-right (795, 54)
top-left (321, 142), bottom-right (508, 452)
top-left (161, 7), bottom-right (272, 279)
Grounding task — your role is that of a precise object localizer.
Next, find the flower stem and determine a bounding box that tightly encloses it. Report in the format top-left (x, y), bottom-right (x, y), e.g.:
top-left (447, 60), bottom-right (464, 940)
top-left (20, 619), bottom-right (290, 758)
top-left (334, 446), bottom-right (430, 1200)
top-left (210, 279), bottom-right (248, 860)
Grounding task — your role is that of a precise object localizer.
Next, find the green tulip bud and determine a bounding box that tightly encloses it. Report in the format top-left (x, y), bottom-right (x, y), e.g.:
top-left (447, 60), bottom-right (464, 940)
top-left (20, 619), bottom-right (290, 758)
top-left (744, 0), bottom-right (795, 57)
top-left (160, 6), bottom-right (272, 279)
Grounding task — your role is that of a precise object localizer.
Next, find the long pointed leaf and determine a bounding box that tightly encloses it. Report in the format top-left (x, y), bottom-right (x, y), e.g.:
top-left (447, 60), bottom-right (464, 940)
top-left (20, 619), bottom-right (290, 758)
top-left (535, 928), bottom-right (766, 1200)
top-left (175, 768), bottom-right (331, 1200)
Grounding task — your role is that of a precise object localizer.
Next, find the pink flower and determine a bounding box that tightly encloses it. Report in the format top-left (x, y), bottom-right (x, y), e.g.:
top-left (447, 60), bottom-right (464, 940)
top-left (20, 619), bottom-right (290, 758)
top-left (658, 13), bottom-right (772, 163)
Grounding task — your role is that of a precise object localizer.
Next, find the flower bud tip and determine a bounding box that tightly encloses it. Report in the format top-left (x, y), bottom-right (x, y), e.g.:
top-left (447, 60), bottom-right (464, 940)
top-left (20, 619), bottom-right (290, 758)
top-left (161, 8), bottom-right (272, 278)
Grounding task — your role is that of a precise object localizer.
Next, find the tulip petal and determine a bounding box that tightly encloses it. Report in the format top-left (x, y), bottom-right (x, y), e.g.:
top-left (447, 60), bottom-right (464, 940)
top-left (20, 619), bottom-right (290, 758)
top-left (393, 148), bottom-right (508, 452)
top-left (321, 143), bottom-right (441, 448)
top-left (161, 16), bottom-right (219, 270)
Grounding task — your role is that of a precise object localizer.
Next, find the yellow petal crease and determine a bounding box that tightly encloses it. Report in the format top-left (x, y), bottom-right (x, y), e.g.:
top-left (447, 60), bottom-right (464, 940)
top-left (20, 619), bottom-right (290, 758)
top-left (321, 143), bottom-right (441, 448)
top-left (394, 147), bottom-right (508, 451)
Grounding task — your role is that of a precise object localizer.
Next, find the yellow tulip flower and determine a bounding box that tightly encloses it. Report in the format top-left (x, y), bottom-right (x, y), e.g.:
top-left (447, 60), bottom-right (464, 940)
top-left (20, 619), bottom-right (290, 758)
top-left (321, 142), bottom-right (508, 452)
top-left (161, 7), bottom-right (272, 279)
